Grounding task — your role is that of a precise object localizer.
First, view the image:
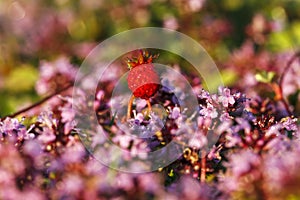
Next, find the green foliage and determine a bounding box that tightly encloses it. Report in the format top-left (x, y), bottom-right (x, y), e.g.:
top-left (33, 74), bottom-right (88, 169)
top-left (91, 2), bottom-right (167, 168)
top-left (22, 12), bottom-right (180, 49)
top-left (267, 23), bottom-right (300, 52)
top-left (5, 65), bottom-right (38, 92)
top-left (0, 65), bottom-right (38, 116)
top-left (255, 71), bottom-right (276, 83)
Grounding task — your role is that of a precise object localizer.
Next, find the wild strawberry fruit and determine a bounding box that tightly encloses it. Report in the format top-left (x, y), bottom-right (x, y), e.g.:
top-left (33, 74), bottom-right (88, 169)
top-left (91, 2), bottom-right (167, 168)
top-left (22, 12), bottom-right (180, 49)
top-left (126, 50), bottom-right (160, 99)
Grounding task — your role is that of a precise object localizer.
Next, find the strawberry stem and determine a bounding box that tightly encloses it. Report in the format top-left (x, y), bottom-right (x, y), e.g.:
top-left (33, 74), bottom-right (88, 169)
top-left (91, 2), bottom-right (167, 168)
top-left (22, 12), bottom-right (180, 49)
top-left (127, 95), bottom-right (135, 119)
top-left (146, 99), bottom-right (152, 115)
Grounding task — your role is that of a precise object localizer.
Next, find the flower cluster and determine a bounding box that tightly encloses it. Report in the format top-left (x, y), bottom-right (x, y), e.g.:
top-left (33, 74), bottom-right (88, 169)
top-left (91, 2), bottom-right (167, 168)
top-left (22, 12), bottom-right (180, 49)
top-left (1, 52), bottom-right (299, 198)
top-left (35, 57), bottom-right (77, 96)
top-left (1, 0), bottom-right (300, 199)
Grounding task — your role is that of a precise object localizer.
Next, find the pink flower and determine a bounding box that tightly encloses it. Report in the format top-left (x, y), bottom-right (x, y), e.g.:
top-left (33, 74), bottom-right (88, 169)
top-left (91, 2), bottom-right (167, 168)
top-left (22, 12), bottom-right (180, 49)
top-left (170, 106), bottom-right (181, 119)
top-left (35, 57), bottom-right (77, 95)
top-left (188, 131), bottom-right (207, 149)
top-left (227, 150), bottom-right (261, 177)
top-left (163, 16), bottom-right (179, 30)
top-left (0, 118), bottom-right (27, 140)
top-left (61, 174), bottom-right (84, 195)
top-left (37, 127), bottom-right (56, 144)
top-left (218, 87), bottom-right (235, 107)
top-left (199, 103), bottom-right (218, 118)
top-left (62, 142), bottom-right (86, 164)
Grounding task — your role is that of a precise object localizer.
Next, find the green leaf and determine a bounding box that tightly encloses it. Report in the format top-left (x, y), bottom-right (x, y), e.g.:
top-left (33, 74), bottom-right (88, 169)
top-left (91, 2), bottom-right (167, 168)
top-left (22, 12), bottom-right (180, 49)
top-left (255, 71), bottom-right (276, 83)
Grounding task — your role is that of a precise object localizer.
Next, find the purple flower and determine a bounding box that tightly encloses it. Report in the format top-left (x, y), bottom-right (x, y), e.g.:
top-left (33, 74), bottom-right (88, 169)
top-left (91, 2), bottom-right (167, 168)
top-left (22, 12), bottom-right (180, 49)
top-left (234, 117), bottom-right (251, 134)
top-left (36, 111), bottom-right (58, 144)
top-left (265, 117), bottom-right (298, 137)
top-left (112, 134), bottom-right (132, 149)
top-left (216, 120), bottom-right (232, 135)
top-left (59, 103), bottom-right (76, 134)
top-left (220, 150), bottom-right (262, 194)
top-left (198, 89), bottom-right (210, 99)
top-left (225, 132), bottom-right (242, 148)
top-left (163, 16), bottom-right (179, 30)
top-left (37, 127), bottom-right (56, 144)
top-left (281, 117), bottom-right (298, 131)
top-left (61, 142), bottom-right (86, 164)
top-left (60, 106), bottom-right (75, 124)
top-left (96, 90), bottom-right (105, 101)
top-left (227, 150), bottom-right (261, 177)
top-left (263, 139), bottom-right (300, 194)
top-left (134, 113), bottom-right (144, 124)
top-left (37, 111), bottom-right (58, 128)
top-left (90, 126), bottom-right (107, 148)
top-left (199, 103), bottom-right (218, 118)
top-left (207, 145), bottom-right (221, 160)
top-left (265, 123), bottom-right (283, 137)
top-left (220, 112), bottom-right (232, 122)
top-left (170, 106), bottom-right (181, 119)
top-left (218, 87), bottom-right (235, 107)
top-left (169, 176), bottom-right (219, 199)
top-left (188, 130), bottom-right (207, 149)
top-left (61, 174), bottom-right (84, 195)
top-left (23, 140), bottom-right (42, 157)
top-left (35, 57), bottom-right (77, 95)
top-left (0, 118), bottom-right (28, 141)
top-left (135, 99), bottom-right (147, 112)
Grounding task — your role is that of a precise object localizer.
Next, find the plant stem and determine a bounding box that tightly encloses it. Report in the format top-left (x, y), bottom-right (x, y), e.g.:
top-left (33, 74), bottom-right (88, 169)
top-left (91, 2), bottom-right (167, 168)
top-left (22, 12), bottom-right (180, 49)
top-left (146, 99), bottom-right (152, 115)
top-left (200, 150), bottom-right (206, 183)
top-left (4, 84), bottom-right (73, 119)
top-left (279, 52), bottom-right (300, 88)
top-left (127, 95), bottom-right (135, 119)
top-left (277, 51), bottom-right (300, 116)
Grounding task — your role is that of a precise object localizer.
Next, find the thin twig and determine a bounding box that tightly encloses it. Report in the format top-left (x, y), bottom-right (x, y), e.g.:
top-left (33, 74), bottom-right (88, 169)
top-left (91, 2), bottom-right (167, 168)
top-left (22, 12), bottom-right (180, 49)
top-left (3, 70), bottom-right (93, 119)
top-left (277, 51), bottom-right (300, 116)
top-left (279, 52), bottom-right (300, 88)
top-left (4, 84), bottom-right (73, 119)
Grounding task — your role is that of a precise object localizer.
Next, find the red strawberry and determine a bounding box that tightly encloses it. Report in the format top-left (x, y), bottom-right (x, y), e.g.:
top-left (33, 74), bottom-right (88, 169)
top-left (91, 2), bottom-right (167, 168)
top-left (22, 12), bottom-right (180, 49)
top-left (126, 50), bottom-right (160, 99)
